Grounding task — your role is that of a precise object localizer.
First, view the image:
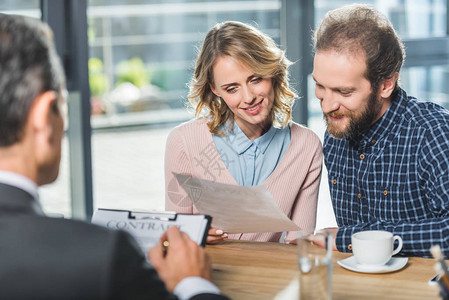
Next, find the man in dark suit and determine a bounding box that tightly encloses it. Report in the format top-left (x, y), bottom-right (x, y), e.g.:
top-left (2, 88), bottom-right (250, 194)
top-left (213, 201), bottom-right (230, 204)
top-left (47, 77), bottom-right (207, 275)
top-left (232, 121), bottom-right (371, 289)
top-left (0, 14), bottom-right (229, 300)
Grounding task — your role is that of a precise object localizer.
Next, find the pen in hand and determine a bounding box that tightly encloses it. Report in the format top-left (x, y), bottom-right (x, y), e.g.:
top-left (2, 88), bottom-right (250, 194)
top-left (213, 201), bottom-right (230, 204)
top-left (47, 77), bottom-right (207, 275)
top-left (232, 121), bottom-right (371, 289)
top-left (163, 240), bottom-right (169, 257)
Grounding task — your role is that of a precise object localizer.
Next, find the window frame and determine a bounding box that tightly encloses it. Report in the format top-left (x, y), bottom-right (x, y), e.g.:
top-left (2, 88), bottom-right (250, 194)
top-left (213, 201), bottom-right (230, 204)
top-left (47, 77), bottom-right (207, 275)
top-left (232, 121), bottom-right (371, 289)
top-left (42, 0), bottom-right (449, 218)
top-left (42, 0), bottom-right (93, 220)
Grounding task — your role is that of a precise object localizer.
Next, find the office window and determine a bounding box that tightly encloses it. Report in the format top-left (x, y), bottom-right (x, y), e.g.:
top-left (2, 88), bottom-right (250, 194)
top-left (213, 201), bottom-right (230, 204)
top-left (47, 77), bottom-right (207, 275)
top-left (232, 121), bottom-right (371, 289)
top-left (87, 1), bottom-right (282, 212)
top-left (401, 65), bottom-right (449, 109)
top-left (0, 1), bottom-right (40, 17)
top-left (315, 0), bottom-right (447, 38)
top-left (88, 1), bottom-right (281, 122)
top-left (6, 1), bottom-right (446, 220)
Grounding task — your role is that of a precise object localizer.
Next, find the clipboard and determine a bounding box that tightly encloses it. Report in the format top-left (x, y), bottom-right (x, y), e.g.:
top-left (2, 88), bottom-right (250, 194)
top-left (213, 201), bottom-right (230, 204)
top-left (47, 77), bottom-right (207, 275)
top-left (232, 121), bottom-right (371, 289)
top-left (91, 208), bottom-right (211, 251)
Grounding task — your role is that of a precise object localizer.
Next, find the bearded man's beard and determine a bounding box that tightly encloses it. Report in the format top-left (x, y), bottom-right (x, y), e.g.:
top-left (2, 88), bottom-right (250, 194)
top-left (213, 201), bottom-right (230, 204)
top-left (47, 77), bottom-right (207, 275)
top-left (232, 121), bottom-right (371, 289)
top-left (324, 90), bottom-right (382, 140)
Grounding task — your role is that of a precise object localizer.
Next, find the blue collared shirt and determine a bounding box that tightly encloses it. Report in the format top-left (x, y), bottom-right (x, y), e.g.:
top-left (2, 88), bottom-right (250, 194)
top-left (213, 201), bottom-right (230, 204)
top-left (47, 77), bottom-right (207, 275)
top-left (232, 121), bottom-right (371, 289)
top-left (213, 121), bottom-right (291, 186)
top-left (324, 88), bottom-right (449, 257)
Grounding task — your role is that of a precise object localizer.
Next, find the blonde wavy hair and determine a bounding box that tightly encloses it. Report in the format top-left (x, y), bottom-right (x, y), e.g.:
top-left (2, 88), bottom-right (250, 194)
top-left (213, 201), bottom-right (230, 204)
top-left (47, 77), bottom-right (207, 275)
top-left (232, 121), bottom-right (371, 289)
top-left (188, 21), bottom-right (297, 135)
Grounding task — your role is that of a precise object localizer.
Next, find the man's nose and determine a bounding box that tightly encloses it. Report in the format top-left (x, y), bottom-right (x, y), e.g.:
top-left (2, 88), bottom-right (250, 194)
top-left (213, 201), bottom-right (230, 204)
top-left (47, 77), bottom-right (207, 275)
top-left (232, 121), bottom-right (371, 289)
top-left (320, 91), bottom-right (340, 114)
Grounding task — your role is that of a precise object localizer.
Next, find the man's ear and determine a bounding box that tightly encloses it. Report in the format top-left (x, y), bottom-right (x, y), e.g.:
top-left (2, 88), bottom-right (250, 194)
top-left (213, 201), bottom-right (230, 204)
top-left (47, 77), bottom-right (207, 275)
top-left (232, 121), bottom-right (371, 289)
top-left (379, 72), bottom-right (399, 99)
top-left (28, 91), bottom-right (58, 134)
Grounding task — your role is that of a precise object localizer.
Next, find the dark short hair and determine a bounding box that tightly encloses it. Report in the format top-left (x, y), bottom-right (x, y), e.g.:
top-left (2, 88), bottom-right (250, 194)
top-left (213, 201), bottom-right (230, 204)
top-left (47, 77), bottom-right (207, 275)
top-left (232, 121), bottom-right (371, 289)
top-left (0, 14), bottom-right (65, 146)
top-left (313, 4), bottom-right (405, 94)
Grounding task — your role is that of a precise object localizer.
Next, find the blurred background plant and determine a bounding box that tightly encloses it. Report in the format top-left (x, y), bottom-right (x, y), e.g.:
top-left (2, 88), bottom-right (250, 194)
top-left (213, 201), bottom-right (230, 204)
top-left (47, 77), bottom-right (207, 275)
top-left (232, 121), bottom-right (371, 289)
top-left (89, 57), bottom-right (109, 96)
top-left (88, 57), bottom-right (109, 114)
top-left (115, 57), bottom-right (150, 88)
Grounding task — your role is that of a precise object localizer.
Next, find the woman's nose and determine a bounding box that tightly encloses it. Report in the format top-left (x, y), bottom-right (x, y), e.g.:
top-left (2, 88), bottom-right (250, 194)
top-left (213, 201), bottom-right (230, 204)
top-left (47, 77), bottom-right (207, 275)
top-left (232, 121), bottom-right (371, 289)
top-left (242, 85), bottom-right (256, 104)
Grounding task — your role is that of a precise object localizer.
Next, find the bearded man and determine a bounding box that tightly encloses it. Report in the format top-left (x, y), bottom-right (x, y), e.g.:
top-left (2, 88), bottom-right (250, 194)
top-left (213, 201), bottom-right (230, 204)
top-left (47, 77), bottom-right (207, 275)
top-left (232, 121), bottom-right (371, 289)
top-left (311, 4), bottom-right (449, 258)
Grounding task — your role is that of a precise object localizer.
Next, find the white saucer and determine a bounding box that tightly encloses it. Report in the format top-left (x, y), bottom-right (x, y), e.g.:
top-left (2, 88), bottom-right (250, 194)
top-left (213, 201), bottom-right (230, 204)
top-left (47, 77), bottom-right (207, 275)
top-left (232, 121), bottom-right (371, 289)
top-left (337, 256), bottom-right (408, 273)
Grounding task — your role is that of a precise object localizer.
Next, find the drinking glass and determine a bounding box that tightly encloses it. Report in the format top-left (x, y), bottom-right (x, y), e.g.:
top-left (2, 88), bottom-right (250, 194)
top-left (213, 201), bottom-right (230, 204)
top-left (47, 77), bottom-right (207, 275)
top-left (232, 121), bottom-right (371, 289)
top-left (297, 230), bottom-right (332, 300)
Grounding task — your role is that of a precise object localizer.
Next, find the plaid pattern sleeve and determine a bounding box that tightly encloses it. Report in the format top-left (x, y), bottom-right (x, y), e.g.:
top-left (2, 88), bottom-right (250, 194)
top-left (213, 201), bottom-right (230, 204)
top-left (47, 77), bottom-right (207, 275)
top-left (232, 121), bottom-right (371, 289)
top-left (324, 88), bottom-right (449, 258)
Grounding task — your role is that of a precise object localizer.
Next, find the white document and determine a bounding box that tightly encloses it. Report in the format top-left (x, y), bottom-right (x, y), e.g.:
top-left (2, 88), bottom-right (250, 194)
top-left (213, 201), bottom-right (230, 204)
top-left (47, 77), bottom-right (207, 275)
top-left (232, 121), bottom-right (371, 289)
top-left (175, 173), bottom-right (300, 233)
top-left (91, 209), bottom-right (211, 251)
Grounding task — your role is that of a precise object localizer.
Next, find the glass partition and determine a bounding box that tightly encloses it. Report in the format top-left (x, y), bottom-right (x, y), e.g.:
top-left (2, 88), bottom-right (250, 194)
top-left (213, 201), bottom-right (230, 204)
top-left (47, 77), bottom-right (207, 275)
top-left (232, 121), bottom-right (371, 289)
top-left (87, 0), bottom-right (282, 211)
top-left (401, 65), bottom-right (449, 109)
top-left (2, 0), bottom-right (447, 220)
top-left (315, 0), bottom-right (447, 38)
top-left (0, 0), bottom-right (41, 17)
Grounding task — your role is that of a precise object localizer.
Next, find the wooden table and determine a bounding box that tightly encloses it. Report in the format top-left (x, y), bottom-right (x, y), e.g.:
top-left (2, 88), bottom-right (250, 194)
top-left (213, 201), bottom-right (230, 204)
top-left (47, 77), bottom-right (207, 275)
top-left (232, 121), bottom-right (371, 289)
top-left (206, 240), bottom-right (441, 300)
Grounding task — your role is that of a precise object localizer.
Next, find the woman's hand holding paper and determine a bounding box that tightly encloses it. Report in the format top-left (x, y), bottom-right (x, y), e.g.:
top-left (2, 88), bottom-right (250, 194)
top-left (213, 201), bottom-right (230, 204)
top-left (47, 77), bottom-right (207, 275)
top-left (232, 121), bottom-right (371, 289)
top-left (207, 228), bottom-right (228, 244)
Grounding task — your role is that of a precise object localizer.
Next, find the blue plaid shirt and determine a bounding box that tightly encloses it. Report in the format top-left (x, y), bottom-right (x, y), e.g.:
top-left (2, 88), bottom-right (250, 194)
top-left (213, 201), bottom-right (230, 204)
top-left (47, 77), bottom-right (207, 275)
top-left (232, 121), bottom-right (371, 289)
top-left (324, 88), bottom-right (449, 257)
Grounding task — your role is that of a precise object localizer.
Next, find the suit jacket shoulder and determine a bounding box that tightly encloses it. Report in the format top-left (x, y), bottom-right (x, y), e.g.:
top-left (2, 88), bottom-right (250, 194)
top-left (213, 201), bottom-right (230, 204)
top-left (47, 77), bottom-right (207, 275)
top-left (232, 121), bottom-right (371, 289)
top-left (0, 213), bottom-right (175, 300)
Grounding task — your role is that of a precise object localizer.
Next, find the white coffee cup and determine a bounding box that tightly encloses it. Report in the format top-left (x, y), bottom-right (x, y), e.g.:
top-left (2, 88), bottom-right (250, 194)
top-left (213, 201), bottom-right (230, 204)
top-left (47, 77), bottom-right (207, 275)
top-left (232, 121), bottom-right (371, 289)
top-left (351, 230), bottom-right (403, 266)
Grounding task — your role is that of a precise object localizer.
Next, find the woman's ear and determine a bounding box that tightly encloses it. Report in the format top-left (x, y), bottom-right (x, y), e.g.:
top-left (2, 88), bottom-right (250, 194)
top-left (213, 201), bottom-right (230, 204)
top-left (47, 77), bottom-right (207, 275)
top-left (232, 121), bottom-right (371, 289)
top-left (379, 72), bottom-right (399, 99)
top-left (209, 82), bottom-right (220, 97)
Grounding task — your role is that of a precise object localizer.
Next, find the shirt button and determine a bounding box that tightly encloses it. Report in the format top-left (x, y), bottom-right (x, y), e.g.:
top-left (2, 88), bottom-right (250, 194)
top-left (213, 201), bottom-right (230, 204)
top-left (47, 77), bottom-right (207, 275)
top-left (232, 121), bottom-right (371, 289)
top-left (357, 193), bottom-right (362, 199)
top-left (360, 154), bottom-right (365, 159)
top-left (384, 190), bottom-right (388, 196)
top-left (348, 244), bottom-right (352, 251)
top-left (333, 179), bottom-right (337, 185)
top-left (371, 139), bottom-right (376, 144)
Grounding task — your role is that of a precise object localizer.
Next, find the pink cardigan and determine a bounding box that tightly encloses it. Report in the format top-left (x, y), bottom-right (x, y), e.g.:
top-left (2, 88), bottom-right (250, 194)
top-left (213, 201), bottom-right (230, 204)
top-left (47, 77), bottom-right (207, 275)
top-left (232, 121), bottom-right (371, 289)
top-left (165, 118), bottom-right (322, 243)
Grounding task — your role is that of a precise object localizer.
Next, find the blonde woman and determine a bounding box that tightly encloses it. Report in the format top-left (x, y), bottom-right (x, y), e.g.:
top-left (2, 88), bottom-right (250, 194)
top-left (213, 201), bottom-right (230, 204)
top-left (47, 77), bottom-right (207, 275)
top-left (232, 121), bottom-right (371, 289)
top-left (165, 21), bottom-right (322, 244)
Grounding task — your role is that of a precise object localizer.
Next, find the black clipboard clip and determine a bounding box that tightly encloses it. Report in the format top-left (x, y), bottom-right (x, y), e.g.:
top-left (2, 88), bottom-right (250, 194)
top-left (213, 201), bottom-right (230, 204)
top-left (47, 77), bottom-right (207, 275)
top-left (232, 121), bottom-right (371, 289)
top-left (128, 210), bottom-right (177, 222)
